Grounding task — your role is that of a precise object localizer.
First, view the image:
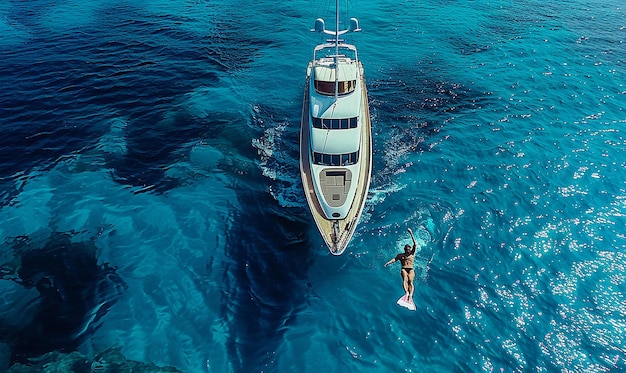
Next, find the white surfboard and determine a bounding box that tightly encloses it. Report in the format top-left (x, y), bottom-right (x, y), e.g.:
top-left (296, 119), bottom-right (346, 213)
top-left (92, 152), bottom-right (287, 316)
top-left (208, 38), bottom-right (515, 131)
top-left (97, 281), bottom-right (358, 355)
top-left (396, 294), bottom-right (416, 311)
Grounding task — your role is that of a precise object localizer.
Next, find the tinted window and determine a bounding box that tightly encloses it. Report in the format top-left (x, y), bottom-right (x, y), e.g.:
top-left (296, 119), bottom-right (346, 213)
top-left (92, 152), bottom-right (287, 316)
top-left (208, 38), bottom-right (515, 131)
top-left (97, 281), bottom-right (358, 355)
top-left (311, 117), bottom-right (358, 130)
top-left (312, 151), bottom-right (360, 166)
top-left (314, 80), bottom-right (357, 96)
top-left (314, 80), bottom-right (335, 95)
top-left (341, 154), bottom-right (349, 165)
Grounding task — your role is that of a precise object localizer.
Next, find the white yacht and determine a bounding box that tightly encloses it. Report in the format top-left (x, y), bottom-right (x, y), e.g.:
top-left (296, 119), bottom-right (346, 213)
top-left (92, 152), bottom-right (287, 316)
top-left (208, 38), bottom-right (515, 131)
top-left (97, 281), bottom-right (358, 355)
top-left (299, 9), bottom-right (372, 255)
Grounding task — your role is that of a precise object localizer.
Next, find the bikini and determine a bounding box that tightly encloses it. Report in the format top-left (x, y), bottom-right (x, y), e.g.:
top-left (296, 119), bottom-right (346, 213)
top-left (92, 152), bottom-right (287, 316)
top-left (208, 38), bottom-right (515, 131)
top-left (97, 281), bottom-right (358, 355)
top-left (401, 253), bottom-right (414, 273)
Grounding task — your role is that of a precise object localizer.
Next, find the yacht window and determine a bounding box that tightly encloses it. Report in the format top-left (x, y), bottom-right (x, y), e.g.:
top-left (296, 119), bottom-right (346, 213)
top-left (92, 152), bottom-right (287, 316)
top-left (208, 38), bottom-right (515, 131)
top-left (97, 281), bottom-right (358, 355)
top-left (323, 154), bottom-right (331, 165)
top-left (349, 151), bottom-right (358, 164)
top-left (338, 80), bottom-right (357, 94)
top-left (314, 80), bottom-right (335, 95)
top-left (312, 117), bottom-right (358, 129)
top-left (312, 150), bottom-right (360, 166)
top-left (314, 80), bottom-right (357, 96)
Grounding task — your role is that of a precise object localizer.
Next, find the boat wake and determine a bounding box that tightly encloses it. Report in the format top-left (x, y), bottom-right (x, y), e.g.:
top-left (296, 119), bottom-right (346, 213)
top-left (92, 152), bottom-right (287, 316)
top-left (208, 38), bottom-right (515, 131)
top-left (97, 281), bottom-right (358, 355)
top-left (250, 104), bottom-right (306, 209)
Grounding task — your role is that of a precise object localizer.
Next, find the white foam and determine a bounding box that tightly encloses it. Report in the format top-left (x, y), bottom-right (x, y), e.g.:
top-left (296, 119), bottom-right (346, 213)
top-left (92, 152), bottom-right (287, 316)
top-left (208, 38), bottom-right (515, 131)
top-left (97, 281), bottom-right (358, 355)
top-left (252, 121), bottom-right (306, 208)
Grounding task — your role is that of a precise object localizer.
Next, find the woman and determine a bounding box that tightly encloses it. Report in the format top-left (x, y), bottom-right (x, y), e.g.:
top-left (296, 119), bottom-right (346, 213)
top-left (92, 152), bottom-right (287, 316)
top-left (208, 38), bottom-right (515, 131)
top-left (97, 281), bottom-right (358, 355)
top-left (384, 228), bottom-right (417, 305)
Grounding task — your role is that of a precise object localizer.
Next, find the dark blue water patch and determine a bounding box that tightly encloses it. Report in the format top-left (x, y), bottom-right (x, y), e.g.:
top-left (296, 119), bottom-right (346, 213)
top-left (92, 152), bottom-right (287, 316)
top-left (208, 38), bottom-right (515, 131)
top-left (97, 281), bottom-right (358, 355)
top-left (107, 110), bottom-right (234, 193)
top-left (220, 188), bottom-right (313, 372)
top-left (368, 72), bottom-right (480, 188)
top-left (370, 68), bottom-right (493, 121)
top-left (448, 36), bottom-right (493, 56)
top-left (0, 2), bottom-right (272, 199)
top-left (367, 66), bottom-right (494, 173)
top-left (0, 231), bottom-right (127, 364)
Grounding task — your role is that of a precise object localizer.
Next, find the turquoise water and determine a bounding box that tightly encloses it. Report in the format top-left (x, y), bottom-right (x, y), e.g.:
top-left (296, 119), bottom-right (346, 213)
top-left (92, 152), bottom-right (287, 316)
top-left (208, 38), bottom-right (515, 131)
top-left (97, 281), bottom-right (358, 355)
top-left (0, 0), bottom-right (625, 371)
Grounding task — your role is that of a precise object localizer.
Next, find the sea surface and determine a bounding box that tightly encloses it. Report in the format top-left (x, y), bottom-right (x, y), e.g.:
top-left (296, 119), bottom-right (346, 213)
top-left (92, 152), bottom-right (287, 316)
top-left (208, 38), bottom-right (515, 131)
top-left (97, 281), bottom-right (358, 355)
top-left (1, 0), bottom-right (625, 372)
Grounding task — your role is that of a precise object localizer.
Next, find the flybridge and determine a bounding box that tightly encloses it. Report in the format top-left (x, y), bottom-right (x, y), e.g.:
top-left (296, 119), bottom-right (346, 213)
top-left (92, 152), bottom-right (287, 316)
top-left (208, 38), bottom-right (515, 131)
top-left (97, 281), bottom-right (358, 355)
top-left (311, 16), bottom-right (361, 100)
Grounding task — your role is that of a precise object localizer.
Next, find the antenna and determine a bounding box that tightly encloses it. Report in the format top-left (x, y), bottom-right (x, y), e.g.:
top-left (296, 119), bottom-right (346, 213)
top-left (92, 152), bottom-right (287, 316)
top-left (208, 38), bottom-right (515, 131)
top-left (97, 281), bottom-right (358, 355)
top-left (334, 0), bottom-right (339, 100)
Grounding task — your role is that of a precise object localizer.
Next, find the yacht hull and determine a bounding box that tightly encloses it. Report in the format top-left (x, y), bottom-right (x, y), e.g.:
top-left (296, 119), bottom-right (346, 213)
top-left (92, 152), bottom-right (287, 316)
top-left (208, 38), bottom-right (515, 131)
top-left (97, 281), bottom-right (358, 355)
top-left (299, 62), bottom-right (372, 255)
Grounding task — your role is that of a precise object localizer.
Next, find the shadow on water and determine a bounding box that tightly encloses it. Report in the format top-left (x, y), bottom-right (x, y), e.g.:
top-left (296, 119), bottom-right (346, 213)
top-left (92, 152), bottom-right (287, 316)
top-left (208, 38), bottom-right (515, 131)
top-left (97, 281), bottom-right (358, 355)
top-left (219, 104), bottom-right (314, 371)
top-left (0, 231), bottom-right (127, 365)
top-left (221, 192), bottom-right (314, 372)
top-left (107, 110), bottom-right (231, 194)
top-left (0, 3), bottom-right (269, 204)
top-left (366, 63), bottom-right (497, 195)
top-left (370, 66), bottom-right (493, 126)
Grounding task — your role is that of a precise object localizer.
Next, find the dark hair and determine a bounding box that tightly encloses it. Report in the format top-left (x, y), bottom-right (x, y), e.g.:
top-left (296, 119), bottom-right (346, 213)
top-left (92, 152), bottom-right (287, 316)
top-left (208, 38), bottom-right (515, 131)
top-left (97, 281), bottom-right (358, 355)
top-left (404, 244), bottom-right (411, 252)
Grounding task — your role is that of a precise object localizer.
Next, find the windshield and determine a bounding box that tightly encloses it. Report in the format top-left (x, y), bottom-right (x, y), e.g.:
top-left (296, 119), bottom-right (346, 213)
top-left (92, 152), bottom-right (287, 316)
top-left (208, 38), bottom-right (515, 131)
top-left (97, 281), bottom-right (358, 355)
top-left (314, 79), bottom-right (356, 96)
